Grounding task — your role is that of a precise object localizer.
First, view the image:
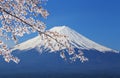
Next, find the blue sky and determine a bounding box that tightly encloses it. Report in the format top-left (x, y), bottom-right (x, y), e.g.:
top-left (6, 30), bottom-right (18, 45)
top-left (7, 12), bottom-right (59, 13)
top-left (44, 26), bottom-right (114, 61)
top-left (42, 0), bottom-right (120, 50)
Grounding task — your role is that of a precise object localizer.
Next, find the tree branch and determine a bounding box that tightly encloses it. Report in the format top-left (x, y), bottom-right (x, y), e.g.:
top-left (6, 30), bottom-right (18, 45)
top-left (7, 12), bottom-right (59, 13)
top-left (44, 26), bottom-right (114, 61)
top-left (0, 6), bottom-right (65, 47)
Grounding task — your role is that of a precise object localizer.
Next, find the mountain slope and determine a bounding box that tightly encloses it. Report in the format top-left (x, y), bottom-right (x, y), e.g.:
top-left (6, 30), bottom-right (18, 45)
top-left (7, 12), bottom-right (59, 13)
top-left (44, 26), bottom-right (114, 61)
top-left (13, 26), bottom-right (118, 53)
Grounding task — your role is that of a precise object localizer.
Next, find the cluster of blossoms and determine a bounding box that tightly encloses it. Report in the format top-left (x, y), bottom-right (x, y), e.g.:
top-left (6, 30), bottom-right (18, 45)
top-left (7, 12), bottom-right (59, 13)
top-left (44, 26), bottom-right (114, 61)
top-left (0, 0), bottom-right (49, 63)
top-left (0, 0), bottom-right (88, 63)
top-left (0, 40), bottom-right (20, 63)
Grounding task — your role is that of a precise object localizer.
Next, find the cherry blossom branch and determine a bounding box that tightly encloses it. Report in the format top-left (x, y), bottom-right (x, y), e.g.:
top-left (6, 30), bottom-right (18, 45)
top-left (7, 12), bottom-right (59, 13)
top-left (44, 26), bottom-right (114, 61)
top-left (0, 6), bottom-right (65, 47)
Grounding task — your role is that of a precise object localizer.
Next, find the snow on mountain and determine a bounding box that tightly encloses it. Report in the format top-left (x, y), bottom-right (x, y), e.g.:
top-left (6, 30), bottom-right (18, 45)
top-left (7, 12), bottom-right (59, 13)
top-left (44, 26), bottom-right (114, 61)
top-left (13, 26), bottom-right (118, 53)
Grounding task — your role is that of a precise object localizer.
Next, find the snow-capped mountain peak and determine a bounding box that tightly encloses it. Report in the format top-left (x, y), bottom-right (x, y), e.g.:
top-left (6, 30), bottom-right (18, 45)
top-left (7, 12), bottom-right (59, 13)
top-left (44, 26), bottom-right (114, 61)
top-left (50, 26), bottom-right (117, 52)
top-left (50, 26), bottom-right (67, 32)
top-left (13, 26), bottom-right (118, 53)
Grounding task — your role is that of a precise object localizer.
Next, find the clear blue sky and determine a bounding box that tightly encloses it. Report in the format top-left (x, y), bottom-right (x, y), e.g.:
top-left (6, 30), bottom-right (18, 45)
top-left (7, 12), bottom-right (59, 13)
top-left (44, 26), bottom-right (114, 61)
top-left (43, 0), bottom-right (120, 50)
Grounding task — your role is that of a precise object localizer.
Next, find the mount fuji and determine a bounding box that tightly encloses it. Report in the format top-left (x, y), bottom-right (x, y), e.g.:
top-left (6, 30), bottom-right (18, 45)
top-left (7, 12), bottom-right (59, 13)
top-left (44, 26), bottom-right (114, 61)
top-left (13, 26), bottom-right (118, 53)
top-left (0, 26), bottom-right (120, 78)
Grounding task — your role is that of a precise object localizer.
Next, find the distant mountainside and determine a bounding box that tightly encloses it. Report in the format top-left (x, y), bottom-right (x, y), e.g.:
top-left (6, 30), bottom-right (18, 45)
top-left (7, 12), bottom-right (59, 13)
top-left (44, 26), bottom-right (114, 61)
top-left (0, 49), bottom-right (120, 78)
